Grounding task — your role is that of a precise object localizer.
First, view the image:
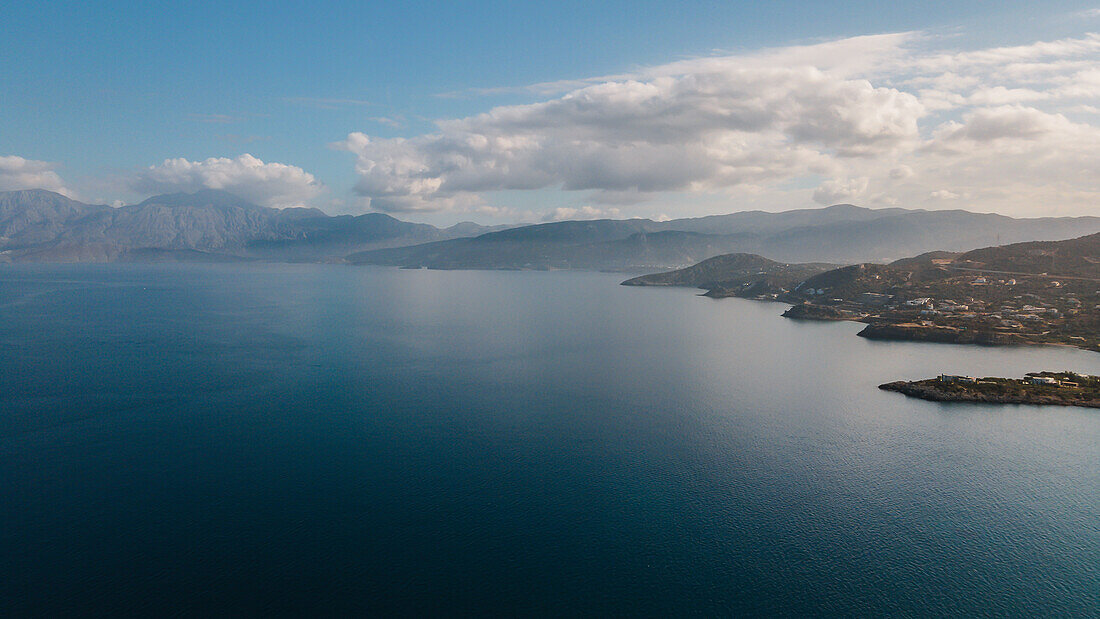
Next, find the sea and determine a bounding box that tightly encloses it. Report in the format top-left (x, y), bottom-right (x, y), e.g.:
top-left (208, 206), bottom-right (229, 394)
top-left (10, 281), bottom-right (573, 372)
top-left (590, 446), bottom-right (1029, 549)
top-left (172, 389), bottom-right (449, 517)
top-left (1, 263), bottom-right (1097, 615)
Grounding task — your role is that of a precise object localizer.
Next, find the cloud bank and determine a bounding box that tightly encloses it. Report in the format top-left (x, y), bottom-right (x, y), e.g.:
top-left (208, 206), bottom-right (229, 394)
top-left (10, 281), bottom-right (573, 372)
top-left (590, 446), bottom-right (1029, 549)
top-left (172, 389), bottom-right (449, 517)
top-left (339, 31), bottom-right (1100, 217)
top-left (132, 154), bottom-right (322, 208)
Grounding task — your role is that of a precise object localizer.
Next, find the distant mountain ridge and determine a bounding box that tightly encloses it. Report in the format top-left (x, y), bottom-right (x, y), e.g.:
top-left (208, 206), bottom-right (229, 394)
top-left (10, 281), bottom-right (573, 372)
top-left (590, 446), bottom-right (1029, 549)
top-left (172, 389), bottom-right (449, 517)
top-left (0, 189), bottom-right (505, 263)
top-left (4, 189), bottom-right (1100, 267)
top-left (350, 205), bottom-right (1100, 270)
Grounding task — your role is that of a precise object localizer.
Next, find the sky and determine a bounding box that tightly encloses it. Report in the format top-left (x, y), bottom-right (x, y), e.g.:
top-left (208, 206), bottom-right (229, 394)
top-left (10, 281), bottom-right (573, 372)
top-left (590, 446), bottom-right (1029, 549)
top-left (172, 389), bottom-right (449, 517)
top-left (2, 1), bottom-right (1100, 224)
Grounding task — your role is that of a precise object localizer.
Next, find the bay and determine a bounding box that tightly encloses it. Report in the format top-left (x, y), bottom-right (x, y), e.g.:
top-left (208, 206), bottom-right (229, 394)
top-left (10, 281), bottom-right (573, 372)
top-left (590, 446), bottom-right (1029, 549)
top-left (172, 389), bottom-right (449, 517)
top-left (1, 264), bottom-right (1097, 615)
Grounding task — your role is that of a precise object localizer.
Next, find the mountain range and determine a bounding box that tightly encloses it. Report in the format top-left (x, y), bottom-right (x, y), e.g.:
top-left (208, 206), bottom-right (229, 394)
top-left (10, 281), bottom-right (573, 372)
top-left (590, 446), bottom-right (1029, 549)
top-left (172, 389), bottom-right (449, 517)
top-left (349, 204), bottom-right (1100, 270)
top-left (0, 189), bottom-right (504, 263)
top-left (4, 188), bottom-right (1100, 268)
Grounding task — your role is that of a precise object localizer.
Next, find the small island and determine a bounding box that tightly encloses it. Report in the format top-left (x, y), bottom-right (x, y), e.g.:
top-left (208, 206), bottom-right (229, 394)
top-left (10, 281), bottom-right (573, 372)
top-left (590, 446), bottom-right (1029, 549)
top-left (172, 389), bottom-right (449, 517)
top-left (880, 372), bottom-right (1100, 408)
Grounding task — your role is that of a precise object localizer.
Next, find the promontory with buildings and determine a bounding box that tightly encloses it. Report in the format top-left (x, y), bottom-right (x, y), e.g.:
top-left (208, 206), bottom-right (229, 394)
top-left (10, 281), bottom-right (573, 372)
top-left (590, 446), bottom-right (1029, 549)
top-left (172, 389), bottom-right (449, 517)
top-left (880, 372), bottom-right (1100, 408)
top-left (624, 231), bottom-right (1100, 352)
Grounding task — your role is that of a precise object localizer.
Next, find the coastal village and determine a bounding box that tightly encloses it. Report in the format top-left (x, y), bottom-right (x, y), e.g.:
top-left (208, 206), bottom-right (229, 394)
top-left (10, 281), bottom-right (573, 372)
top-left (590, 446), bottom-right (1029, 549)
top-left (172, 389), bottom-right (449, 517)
top-left (774, 262), bottom-right (1100, 351)
top-left (624, 231), bottom-right (1100, 351)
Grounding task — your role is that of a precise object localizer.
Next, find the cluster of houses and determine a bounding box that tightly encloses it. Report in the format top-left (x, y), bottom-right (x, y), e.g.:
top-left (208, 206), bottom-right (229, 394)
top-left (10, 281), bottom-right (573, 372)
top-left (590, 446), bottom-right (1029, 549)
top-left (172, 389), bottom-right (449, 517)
top-left (938, 374), bottom-right (979, 384)
top-left (891, 296), bottom-right (985, 321)
top-left (835, 283), bottom-right (1083, 334)
top-left (967, 277), bottom-right (1019, 286)
top-left (785, 269), bottom-right (1093, 348)
top-left (938, 373), bottom-right (1084, 388)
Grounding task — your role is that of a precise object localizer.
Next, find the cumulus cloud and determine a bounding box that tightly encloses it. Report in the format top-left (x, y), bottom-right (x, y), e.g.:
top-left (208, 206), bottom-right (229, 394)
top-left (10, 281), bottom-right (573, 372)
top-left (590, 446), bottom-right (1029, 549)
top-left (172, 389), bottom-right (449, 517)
top-left (813, 177), bottom-right (870, 204)
top-left (0, 156), bottom-right (71, 195)
top-left (907, 107), bottom-right (1100, 212)
top-left (930, 106), bottom-right (1071, 145)
top-left (132, 154), bottom-right (322, 208)
top-left (337, 65), bottom-right (923, 212)
top-left (542, 206), bottom-right (623, 222)
top-left (338, 30), bottom-right (1100, 217)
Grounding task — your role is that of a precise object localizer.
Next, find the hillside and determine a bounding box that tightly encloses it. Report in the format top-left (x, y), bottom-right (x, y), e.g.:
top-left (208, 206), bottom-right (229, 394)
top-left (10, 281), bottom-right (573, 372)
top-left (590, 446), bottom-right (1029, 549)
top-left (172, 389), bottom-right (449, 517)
top-left (0, 190), bottom-right (112, 248)
top-left (951, 233), bottom-right (1100, 280)
top-left (627, 231), bottom-right (1100, 351)
top-left (621, 253), bottom-right (835, 297)
top-left (782, 232), bottom-right (1100, 350)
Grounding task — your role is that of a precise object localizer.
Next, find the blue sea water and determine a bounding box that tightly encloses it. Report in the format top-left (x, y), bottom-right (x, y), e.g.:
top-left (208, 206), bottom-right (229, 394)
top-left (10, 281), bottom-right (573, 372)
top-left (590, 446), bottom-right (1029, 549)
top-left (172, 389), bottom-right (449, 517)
top-left (0, 263), bottom-right (1097, 616)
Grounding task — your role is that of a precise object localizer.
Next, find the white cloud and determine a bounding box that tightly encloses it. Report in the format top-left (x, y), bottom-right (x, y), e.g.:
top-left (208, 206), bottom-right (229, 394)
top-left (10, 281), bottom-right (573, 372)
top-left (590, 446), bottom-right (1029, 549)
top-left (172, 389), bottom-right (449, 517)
top-left (0, 156), bottom-right (71, 195)
top-left (339, 30), bottom-right (1100, 217)
top-left (132, 154), bottom-right (322, 208)
top-left (889, 165), bottom-right (914, 179)
top-left (439, 32), bottom-right (923, 99)
top-left (542, 206), bottom-right (623, 222)
top-left (813, 177), bottom-right (870, 204)
top-left (1064, 104), bottom-right (1100, 114)
top-left (337, 65), bottom-right (923, 212)
top-left (930, 106), bottom-right (1071, 145)
top-left (910, 33), bottom-right (1100, 75)
top-left (905, 107), bottom-right (1100, 212)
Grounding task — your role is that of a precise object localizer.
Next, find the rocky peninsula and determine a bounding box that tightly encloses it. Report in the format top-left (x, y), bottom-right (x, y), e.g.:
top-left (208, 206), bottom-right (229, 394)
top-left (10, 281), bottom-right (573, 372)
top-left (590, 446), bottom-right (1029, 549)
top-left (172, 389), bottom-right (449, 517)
top-left (880, 372), bottom-right (1100, 408)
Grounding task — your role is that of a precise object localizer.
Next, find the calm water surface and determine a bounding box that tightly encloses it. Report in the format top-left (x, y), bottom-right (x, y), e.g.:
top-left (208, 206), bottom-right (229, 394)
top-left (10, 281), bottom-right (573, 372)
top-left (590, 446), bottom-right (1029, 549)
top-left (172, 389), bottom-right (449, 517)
top-left (1, 264), bottom-right (1097, 615)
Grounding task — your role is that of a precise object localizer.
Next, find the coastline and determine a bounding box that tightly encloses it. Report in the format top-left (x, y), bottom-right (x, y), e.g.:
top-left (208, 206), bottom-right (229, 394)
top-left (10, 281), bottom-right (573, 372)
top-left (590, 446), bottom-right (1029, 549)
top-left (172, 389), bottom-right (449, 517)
top-left (766, 296), bottom-right (1099, 353)
top-left (772, 301), bottom-right (1099, 353)
top-left (880, 377), bottom-right (1100, 408)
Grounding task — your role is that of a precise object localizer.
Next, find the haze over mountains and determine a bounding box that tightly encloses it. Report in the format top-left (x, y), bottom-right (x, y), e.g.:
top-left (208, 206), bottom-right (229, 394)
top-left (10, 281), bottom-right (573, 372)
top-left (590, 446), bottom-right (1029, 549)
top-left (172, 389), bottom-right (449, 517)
top-left (351, 204), bottom-right (1100, 270)
top-left (3, 188), bottom-right (1100, 269)
top-left (0, 189), bottom-right (503, 263)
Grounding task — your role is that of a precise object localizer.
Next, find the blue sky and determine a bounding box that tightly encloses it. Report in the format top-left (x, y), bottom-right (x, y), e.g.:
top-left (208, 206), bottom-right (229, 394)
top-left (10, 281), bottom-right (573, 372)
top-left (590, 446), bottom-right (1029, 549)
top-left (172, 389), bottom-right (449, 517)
top-left (2, 1), bottom-right (1099, 223)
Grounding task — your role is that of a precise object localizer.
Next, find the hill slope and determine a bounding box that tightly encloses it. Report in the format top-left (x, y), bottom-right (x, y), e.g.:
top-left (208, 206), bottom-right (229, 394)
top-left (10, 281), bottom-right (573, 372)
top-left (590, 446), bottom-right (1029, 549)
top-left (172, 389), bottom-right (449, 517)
top-left (951, 233), bottom-right (1100, 280)
top-left (622, 253), bottom-right (836, 297)
top-left (628, 231), bottom-right (1100, 351)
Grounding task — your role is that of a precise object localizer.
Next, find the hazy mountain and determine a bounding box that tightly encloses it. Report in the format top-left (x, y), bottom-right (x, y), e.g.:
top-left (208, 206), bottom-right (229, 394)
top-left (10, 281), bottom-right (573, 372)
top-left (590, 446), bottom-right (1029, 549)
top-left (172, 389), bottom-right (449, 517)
top-left (0, 189), bottom-right (112, 249)
top-left (657, 203), bottom-right (911, 236)
top-left (6, 189), bottom-right (1100, 268)
top-left (350, 206), bottom-right (1100, 270)
top-left (350, 227), bottom-right (765, 271)
top-left (0, 189), bottom-right (503, 263)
